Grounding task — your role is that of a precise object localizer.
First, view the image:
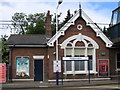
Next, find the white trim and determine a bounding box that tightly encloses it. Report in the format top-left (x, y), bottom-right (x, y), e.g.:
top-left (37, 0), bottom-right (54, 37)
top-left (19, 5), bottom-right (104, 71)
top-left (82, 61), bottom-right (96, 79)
top-left (8, 45), bottom-right (47, 47)
top-left (93, 48), bottom-right (96, 73)
top-left (48, 78), bottom-right (110, 82)
top-left (47, 10), bottom-right (113, 47)
top-left (61, 33), bottom-right (99, 49)
top-left (62, 35), bottom-right (98, 74)
top-left (12, 79), bottom-right (34, 81)
top-left (33, 56), bottom-right (44, 59)
top-left (63, 71), bottom-right (98, 75)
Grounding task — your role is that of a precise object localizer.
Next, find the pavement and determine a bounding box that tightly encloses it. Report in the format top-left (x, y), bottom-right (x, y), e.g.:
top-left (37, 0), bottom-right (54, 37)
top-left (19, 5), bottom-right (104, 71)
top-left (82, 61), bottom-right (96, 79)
top-left (0, 78), bottom-right (120, 89)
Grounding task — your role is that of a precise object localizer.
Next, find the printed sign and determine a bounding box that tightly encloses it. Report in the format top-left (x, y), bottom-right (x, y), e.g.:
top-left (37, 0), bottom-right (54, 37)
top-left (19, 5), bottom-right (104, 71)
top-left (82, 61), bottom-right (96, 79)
top-left (63, 57), bottom-right (88, 61)
top-left (16, 57), bottom-right (29, 77)
top-left (98, 59), bottom-right (109, 77)
top-left (0, 63), bottom-right (6, 83)
top-left (53, 60), bottom-right (61, 72)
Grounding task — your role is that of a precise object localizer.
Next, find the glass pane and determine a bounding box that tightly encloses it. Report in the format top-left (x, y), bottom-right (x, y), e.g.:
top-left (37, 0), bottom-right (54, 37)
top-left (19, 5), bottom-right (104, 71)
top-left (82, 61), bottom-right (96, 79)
top-left (66, 48), bottom-right (72, 56)
top-left (117, 53), bottom-right (120, 68)
top-left (74, 48), bottom-right (85, 56)
top-left (87, 48), bottom-right (93, 55)
top-left (90, 60), bottom-right (92, 70)
top-left (117, 62), bottom-right (120, 68)
top-left (88, 55), bottom-right (93, 70)
top-left (75, 61), bottom-right (80, 71)
top-left (75, 61), bottom-right (85, 71)
top-left (66, 61), bottom-right (72, 71)
top-left (80, 61), bottom-right (85, 70)
top-left (16, 57), bottom-right (29, 77)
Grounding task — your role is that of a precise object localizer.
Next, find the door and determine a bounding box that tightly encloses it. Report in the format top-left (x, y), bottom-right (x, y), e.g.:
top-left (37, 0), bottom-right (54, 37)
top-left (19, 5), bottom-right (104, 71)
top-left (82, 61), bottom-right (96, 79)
top-left (34, 60), bottom-right (43, 81)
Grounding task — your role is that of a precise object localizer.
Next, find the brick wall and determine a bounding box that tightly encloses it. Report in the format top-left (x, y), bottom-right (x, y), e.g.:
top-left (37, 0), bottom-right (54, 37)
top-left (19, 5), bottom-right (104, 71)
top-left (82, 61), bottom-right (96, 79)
top-left (11, 47), bottom-right (48, 80)
top-left (48, 17), bottom-right (110, 79)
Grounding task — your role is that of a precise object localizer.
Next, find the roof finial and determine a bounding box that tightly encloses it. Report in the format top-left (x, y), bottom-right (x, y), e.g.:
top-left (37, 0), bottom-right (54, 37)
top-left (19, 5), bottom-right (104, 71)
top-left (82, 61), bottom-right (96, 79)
top-left (79, 2), bottom-right (82, 17)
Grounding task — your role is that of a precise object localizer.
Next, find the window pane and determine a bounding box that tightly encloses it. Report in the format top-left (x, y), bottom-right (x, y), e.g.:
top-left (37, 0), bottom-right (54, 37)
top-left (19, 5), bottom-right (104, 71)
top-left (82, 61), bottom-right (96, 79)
top-left (75, 61), bottom-right (85, 71)
top-left (75, 61), bottom-right (80, 71)
top-left (80, 61), bottom-right (85, 70)
top-left (89, 60), bottom-right (92, 70)
top-left (16, 57), bottom-right (29, 77)
top-left (117, 53), bottom-right (120, 69)
top-left (66, 48), bottom-right (72, 56)
top-left (87, 48), bottom-right (93, 55)
top-left (117, 62), bottom-right (120, 68)
top-left (66, 61), bottom-right (72, 71)
top-left (74, 48), bottom-right (85, 56)
top-left (88, 56), bottom-right (93, 70)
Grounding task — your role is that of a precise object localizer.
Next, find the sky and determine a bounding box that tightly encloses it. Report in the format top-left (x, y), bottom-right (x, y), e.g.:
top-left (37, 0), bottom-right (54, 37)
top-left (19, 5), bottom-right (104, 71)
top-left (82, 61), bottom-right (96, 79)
top-left (0, 0), bottom-right (119, 38)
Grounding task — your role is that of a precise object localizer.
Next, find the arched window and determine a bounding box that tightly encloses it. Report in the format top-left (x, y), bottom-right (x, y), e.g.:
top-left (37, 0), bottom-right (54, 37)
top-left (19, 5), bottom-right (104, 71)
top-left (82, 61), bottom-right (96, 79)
top-left (61, 33), bottom-right (99, 74)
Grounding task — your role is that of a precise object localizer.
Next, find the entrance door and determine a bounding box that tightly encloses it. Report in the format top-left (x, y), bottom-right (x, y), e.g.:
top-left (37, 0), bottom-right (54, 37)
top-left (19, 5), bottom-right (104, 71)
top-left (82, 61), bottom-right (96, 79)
top-left (34, 60), bottom-right (43, 81)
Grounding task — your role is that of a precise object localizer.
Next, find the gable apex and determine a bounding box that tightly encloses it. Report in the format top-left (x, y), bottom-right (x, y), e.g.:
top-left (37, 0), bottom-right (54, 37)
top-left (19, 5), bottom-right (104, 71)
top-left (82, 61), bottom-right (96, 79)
top-left (48, 9), bottom-right (113, 47)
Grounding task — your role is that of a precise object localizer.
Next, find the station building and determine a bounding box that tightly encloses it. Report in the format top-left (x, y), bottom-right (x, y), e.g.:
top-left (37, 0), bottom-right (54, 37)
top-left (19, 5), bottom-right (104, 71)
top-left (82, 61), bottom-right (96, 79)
top-left (6, 9), bottom-right (113, 81)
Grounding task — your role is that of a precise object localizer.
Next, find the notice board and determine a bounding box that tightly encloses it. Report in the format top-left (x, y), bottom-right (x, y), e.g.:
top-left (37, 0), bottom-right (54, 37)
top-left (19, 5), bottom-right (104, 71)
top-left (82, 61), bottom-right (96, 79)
top-left (53, 60), bottom-right (61, 72)
top-left (98, 59), bottom-right (109, 77)
top-left (0, 63), bottom-right (6, 83)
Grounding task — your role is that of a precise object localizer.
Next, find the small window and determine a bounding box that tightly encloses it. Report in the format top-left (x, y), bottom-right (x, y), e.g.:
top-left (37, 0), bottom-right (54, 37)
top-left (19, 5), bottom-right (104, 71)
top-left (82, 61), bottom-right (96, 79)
top-left (117, 53), bottom-right (120, 69)
top-left (77, 24), bottom-right (83, 30)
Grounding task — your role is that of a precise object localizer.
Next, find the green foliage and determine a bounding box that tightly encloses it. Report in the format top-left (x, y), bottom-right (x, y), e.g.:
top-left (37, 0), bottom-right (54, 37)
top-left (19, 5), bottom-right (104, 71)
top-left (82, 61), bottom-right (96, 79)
top-left (60, 9), bottom-right (73, 28)
top-left (1, 35), bottom-right (9, 63)
top-left (52, 9), bottom-right (73, 35)
top-left (12, 13), bottom-right (46, 35)
top-left (103, 26), bottom-right (109, 37)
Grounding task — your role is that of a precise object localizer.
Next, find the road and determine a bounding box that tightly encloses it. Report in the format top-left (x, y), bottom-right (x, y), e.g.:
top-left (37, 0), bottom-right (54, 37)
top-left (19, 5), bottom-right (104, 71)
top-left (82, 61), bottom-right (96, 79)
top-left (1, 84), bottom-right (120, 90)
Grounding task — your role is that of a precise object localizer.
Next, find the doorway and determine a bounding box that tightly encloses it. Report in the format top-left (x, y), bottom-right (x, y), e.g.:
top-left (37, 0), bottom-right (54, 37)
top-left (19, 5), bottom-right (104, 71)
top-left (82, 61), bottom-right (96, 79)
top-left (34, 60), bottom-right (43, 81)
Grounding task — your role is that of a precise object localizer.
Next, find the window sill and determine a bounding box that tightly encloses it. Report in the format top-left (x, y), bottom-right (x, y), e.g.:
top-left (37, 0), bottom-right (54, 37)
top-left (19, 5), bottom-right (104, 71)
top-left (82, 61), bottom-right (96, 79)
top-left (63, 71), bottom-right (98, 75)
top-left (116, 69), bottom-right (120, 71)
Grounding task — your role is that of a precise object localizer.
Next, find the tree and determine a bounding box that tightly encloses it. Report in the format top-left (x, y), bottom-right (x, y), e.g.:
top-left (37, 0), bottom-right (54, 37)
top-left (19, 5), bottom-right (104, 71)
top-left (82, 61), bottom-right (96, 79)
top-left (103, 26), bottom-right (109, 37)
top-left (52, 9), bottom-right (73, 35)
top-left (12, 13), bottom-right (46, 35)
top-left (60, 9), bottom-right (73, 28)
top-left (26, 13), bottom-right (46, 34)
top-left (1, 35), bottom-right (9, 63)
top-left (12, 13), bottom-right (28, 34)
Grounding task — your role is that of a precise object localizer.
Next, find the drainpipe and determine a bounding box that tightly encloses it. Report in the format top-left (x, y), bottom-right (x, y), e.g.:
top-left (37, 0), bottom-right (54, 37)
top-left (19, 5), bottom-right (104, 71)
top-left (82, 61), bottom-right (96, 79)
top-left (9, 44), bottom-right (15, 82)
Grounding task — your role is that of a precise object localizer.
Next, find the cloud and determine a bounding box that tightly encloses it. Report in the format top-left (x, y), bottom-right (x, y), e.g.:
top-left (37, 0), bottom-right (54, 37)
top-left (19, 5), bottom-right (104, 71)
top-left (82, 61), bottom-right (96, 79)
top-left (0, 1), bottom-right (117, 37)
top-left (1, 0), bottom-right (120, 2)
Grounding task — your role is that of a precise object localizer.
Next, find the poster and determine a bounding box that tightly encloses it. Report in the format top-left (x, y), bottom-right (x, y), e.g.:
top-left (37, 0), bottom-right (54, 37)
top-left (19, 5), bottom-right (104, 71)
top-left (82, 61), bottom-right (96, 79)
top-left (98, 59), bottom-right (109, 77)
top-left (0, 63), bottom-right (6, 83)
top-left (16, 57), bottom-right (29, 77)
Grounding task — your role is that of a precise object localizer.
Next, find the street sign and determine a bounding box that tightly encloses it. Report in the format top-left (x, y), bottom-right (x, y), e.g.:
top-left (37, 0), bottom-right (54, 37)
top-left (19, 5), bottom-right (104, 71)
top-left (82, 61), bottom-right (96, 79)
top-left (53, 60), bottom-right (61, 72)
top-left (62, 57), bottom-right (89, 61)
top-left (0, 63), bottom-right (6, 83)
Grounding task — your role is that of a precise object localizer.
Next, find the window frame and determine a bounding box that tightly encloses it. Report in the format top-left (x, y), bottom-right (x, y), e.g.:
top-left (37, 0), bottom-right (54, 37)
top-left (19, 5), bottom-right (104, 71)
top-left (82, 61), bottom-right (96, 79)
top-left (64, 47), bottom-right (95, 74)
top-left (116, 52), bottom-right (120, 71)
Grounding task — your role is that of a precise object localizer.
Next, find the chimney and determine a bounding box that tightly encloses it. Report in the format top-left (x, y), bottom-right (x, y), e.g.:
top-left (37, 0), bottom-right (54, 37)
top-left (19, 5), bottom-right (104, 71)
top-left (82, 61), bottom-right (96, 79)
top-left (45, 10), bottom-right (52, 37)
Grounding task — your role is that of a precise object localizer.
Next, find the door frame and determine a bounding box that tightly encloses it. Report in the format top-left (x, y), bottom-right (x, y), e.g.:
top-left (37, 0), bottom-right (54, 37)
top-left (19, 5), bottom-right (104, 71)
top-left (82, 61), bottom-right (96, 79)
top-left (33, 56), bottom-right (44, 81)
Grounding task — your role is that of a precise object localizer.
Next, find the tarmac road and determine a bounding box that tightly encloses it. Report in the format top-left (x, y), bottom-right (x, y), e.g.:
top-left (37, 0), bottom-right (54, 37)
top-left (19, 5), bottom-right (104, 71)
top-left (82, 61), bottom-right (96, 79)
top-left (1, 84), bottom-right (120, 90)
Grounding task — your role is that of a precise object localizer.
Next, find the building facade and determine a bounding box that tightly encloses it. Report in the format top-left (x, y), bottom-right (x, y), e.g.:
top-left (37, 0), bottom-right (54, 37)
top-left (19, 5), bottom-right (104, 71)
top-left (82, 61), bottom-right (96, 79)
top-left (6, 9), bottom-right (113, 81)
top-left (108, 4), bottom-right (120, 77)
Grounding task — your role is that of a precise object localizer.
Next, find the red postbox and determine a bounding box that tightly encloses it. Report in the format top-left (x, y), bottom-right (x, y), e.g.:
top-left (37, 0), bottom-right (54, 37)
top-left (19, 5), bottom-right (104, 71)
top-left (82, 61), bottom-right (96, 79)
top-left (98, 60), bottom-right (109, 77)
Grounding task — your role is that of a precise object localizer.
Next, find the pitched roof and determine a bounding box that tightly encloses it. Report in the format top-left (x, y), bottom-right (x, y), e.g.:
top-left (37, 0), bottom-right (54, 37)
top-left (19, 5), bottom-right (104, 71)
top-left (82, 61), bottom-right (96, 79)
top-left (47, 9), bottom-right (113, 47)
top-left (6, 34), bottom-right (50, 47)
